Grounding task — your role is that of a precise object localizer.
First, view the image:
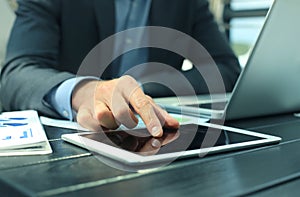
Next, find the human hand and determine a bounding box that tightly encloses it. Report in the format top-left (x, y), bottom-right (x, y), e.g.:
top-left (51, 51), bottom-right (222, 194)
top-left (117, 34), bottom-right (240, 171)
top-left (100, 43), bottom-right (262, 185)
top-left (72, 75), bottom-right (179, 137)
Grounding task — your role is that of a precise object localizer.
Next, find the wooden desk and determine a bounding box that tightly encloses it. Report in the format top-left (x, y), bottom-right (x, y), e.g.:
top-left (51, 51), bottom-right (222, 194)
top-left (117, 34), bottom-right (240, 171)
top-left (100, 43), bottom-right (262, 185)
top-left (1, 113), bottom-right (300, 196)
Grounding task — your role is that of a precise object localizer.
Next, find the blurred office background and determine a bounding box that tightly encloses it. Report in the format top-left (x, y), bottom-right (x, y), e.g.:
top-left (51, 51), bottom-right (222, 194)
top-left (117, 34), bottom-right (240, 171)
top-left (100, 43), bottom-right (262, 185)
top-left (0, 0), bottom-right (272, 112)
top-left (224, 0), bottom-right (273, 66)
top-left (0, 0), bottom-right (16, 112)
top-left (0, 0), bottom-right (15, 64)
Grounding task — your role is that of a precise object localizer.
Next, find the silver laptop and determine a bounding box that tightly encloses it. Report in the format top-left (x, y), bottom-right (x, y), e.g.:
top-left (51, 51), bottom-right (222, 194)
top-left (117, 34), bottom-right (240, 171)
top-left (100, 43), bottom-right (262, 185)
top-left (156, 0), bottom-right (300, 120)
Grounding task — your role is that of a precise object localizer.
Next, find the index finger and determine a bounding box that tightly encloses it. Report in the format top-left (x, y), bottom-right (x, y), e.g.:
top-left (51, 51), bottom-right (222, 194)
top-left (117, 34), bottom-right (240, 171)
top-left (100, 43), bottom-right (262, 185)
top-left (119, 76), bottom-right (163, 137)
top-left (130, 90), bottom-right (163, 137)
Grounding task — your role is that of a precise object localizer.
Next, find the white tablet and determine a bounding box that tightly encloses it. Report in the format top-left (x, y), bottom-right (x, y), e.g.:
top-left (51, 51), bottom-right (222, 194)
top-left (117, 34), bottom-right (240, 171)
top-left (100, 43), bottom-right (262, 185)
top-left (62, 123), bottom-right (281, 167)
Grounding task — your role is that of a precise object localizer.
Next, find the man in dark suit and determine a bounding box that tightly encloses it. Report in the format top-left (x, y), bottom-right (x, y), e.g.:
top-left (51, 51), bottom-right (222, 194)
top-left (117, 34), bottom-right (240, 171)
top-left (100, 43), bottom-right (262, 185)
top-left (0, 0), bottom-right (241, 136)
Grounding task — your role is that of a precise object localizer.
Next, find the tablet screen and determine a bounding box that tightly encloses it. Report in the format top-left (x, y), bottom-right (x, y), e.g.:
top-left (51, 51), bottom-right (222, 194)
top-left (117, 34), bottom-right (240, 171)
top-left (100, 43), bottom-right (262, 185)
top-left (79, 124), bottom-right (263, 156)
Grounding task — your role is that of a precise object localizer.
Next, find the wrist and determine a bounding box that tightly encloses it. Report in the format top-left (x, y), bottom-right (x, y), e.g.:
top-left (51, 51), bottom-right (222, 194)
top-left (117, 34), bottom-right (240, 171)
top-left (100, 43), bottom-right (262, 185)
top-left (72, 80), bottom-right (99, 112)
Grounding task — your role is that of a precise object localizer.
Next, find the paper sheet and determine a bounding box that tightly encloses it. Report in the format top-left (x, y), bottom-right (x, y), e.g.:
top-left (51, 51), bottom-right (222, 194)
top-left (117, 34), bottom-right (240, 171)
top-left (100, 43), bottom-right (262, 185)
top-left (0, 110), bottom-right (52, 155)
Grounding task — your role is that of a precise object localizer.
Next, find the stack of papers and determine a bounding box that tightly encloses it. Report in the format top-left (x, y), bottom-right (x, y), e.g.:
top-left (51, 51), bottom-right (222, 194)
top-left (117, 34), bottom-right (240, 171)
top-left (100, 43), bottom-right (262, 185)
top-left (0, 110), bottom-right (52, 156)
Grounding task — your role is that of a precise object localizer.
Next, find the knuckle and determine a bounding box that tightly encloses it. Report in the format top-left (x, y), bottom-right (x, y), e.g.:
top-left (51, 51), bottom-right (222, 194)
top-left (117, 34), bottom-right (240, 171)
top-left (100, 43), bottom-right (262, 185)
top-left (134, 97), bottom-right (151, 112)
top-left (97, 82), bottom-right (112, 95)
top-left (145, 95), bottom-right (154, 103)
top-left (96, 81), bottom-right (118, 105)
top-left (121, 75), bottom-right (135, 82)
top-left (120, 75), bottom-right (138, 87)
top-left (117, 76), bottom-right (142, 98)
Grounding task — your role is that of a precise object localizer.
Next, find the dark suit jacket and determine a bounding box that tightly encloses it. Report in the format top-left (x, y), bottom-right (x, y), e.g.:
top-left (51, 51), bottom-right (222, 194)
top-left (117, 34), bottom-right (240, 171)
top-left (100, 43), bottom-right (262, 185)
top-left (0, 0), bottom-right (241, 118)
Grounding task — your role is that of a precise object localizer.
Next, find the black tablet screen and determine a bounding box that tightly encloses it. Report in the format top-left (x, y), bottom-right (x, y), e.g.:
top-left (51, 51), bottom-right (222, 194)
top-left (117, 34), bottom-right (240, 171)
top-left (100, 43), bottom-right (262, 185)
top-left (80, 124), bottom-right (262, 156)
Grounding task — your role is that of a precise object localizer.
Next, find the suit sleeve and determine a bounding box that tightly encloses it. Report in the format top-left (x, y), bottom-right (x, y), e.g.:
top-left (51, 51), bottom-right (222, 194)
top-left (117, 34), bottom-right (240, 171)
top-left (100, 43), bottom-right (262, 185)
top-left (0, 0), bottom-right (74, 118)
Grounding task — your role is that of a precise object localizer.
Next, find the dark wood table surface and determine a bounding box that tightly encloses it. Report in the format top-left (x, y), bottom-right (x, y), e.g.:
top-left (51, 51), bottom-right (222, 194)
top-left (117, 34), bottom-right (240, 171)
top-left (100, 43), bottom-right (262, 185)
top-left (1, 113), bottom-right (300, 197)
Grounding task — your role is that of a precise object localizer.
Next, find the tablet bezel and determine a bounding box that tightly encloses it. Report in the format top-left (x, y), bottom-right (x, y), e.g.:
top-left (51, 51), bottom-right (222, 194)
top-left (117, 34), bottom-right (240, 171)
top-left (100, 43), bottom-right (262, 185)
top-left (61, 122), bottom-right (281, 166)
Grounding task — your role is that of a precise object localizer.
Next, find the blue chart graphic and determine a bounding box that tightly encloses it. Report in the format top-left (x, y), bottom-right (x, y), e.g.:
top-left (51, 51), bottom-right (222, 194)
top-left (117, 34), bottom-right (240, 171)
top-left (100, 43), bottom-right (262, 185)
top-left (0, 117), bottom-right (32, 141)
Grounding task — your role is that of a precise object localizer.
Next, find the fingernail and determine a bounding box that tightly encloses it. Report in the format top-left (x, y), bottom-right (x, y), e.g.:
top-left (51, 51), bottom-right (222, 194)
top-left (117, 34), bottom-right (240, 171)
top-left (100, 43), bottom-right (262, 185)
top-left (152, 126), bottom-right (162, 137)
top-left (151, 139), bottom-right (161, 148)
